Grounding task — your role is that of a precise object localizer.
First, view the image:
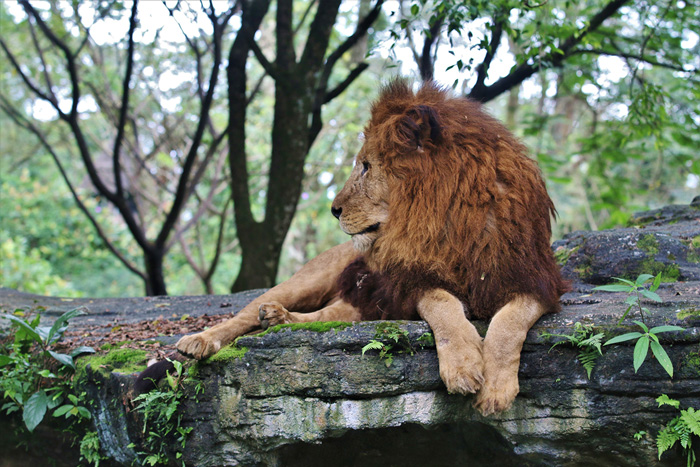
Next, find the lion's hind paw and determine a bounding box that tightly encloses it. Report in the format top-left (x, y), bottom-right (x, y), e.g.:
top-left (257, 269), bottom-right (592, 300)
top-left (258, 302), bottom-right (292, 329)
top-left (176, 333), bottom-right (221, 360)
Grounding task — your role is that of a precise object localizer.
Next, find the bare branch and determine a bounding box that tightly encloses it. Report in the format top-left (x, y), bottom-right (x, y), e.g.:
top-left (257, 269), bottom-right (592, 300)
top-left (308, 0), bottom-right (383, 146)
top-left (0, 96), bottom-right (145, 280)
top-left (571, 48), bottom-right (691, 72)
top-left (0, 37), bottom-right (59, 111)
top-left (27, 20), bottom-right (58, 104)
top-left (156, 6), bottom-right (234, 248)
top-left (471, 15), bottom-right (504, 96)
top-left (468, 0), bottom-right (631, 102)
top-left (112, 0), bottom-right (139, 198)
top-left (249, 36), bottom-right (280, 81)
top-left (323, 63), bottom-right (369, 104)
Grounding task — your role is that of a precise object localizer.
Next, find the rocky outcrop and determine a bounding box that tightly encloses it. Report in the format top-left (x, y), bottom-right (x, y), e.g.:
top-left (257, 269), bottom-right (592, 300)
top-left (1, 201), bottom-right (699, 466)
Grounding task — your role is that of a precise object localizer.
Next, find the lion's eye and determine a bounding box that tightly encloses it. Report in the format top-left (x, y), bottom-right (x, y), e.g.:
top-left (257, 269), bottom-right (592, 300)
top-left (361, 161), bottom-right (370, 175)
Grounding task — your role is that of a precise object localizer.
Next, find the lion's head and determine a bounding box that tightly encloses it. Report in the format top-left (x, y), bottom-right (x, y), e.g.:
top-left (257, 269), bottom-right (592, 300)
top-left (333, 80), bottom-right (568, 320)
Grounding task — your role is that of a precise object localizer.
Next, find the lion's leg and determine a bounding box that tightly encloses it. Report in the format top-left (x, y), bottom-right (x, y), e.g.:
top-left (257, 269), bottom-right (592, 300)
top-left (176, 242), bottom-right (359, 359)
top-left (475, 295), bottom-right (545, 415)
top-left (417, 289), bottom-right (484, 395)
top-left (258, 298), bottom-right (361, 328)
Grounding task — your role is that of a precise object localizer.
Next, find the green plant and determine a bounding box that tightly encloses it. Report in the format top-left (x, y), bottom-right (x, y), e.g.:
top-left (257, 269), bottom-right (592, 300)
top-left (131, 359), bottom-right (200, 466)
top-left (656, 394), bottom-right (699, 466)
top-left (594, 273), bottom-right (684, 377)
top-left (0, 308), bottom-right (95, 431)
top-left (541, 322), bottom-right (605, 379)
top-left (361, 323), bottom-right (416, 367)
top-left (79, 430), bottom-right (105, 466)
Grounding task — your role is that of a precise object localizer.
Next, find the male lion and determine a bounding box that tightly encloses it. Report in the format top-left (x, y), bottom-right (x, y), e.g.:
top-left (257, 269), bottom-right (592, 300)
top-left (176, 80), bottom-right (569, 415)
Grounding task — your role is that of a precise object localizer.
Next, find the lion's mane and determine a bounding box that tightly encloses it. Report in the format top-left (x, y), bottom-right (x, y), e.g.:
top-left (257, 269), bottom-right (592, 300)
top-left (338, 80), bottom-right (569, 321)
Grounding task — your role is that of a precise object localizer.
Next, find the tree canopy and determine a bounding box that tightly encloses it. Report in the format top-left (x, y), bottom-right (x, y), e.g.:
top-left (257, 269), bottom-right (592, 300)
top-left (1, 0), bottom-right (697, 297)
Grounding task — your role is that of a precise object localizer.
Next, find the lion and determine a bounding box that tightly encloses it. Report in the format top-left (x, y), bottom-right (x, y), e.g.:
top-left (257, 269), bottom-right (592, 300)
top-left (175, 80), bottom-right (569, 415)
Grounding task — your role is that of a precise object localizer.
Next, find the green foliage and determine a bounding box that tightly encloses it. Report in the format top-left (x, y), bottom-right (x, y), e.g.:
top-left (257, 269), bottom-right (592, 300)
top-left (0, 307), bottom-right (103, 465)
top-left (0, 169), bottom-right (141, 297)
top-left (656, 395), bottom-right (700, 466)
top-left (595, 273), bottom-right (684, 377)
top-left (361, 322), bottom-right (416, 368)
top-left (541, 322), bottom-right (604, 379)
top-left (597, 273), bottom-right (680, 374)
top-left (79, 431), bottom-right (105, 467)
top-left (0, 308), bottom-right (95, 432)
top-left (130, 359), bottom-right (201, 466)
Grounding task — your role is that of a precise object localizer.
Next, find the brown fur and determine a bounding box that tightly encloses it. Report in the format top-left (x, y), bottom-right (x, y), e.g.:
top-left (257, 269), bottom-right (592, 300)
top-left (174, 80), bottom-right (568, 415)
top-left (340, 80), bottom-right (568, 321)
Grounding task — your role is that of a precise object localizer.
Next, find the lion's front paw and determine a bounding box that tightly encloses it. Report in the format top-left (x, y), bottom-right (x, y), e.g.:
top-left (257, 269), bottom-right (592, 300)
top-left (258, 302), bottom-right (293, 329)
top-left (474, 371), bottom-right (519, 416)
top-left (176, 332), bottom-right (221, 360)
top-left (437, 340), bottom-right (484, 395)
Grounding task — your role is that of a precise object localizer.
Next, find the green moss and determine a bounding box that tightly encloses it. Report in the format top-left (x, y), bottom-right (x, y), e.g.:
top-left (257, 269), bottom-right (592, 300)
top-left (678, 307), bottom-right (700, 320)
top-left (204, 345), bottom-right (249, 363)
top-left (99, 340), bottom-right (132, 351)
top-left (574, 260), bottom-right (593, 281)
top-left (77, 348), bottom-right (148, 376)
top-left (252, 321), bottom-right (354, 339)
top-left (681, 352), bottom-right (700, 376)
top-left (554, 246), bottom-right (579, 266)
top-left (636, 259), bottom-right (680, 282)
top-left (692, 236), bottom-right (700, 249)
top-left (688, 251), bottom-right (700, 263)
top-left (637, 234), bottom-right (659, 255)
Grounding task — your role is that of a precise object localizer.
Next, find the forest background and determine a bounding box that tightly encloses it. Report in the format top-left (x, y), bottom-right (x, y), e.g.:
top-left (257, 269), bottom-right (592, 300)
top-left (1, 0), bottom-right (698, 299)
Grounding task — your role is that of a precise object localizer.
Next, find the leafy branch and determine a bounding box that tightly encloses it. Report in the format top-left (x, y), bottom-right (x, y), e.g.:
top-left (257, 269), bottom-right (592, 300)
top-left (594, 273), bottom-right (684, 377)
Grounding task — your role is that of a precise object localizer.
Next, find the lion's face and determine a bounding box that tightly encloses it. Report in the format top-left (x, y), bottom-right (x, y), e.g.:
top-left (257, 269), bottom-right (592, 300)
top-left (331, 149), bottom-right (390, 252)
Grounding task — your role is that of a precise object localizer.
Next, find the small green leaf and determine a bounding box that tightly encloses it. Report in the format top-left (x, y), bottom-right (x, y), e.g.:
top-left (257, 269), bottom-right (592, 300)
top-left (47, 308), bottom-right (86, 345)
top-left (650, 273), bottom-right (662, 292)
top-left (633, 336), bottom-right (649, 373)
top-left (633, 320), bottom-right (649, 333)
top-left (410, 4), bottom-right (419, 16)
top-left (649, 340), bottom-right (673, 377)
top-left (70, 346), bottom-right (96, 357)
top-left (53, 405), bottom-right (73, 417)
top-left (48, 350), bottom-right (75, 369)
top-left (605, 332), bottom-right (643, 345)
top-left (635, 274), bottom-right (655, 285)
top-left (23, 391), bottom-right (50, 432)
top-left (77, 406), bottom-right (91, 419)
top-left (656, 394), bottom-right (680, 408)
top-left (640, 290), bottom-right (662, 302)
top-left (649, 325), bottom-right (684, 334)
top-left (624, 296), bottom-right (639, 306)
top-left (0, 355), bottom-right (11, 366)
top-left (2, 314), bottom-right (43, 344)
top-left (612, 277), bottom-right (636, 286)
top-left (593, 284), bottom-right (632, 292)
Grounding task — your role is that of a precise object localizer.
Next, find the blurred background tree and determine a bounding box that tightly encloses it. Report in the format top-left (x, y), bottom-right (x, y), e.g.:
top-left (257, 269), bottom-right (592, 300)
top-left (1, 0), bottom-right (697, 298)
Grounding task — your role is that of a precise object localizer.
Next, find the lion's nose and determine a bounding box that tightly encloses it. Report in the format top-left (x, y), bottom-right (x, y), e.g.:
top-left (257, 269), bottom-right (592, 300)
top-left (331, 206), bottom-right (342, 219)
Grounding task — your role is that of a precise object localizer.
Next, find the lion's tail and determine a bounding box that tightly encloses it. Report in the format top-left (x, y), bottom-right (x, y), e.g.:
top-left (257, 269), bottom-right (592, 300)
top-left (133, 351), bottom-right (186, 394)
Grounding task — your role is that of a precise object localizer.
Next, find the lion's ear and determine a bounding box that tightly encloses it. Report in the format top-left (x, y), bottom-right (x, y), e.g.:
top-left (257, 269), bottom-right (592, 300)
top-left (398, 105), bottom-right (443, 151)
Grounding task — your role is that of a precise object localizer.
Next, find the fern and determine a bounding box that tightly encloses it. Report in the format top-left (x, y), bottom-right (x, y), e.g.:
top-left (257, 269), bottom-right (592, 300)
top-left (656, 395), bottom-right (699, 466)
top-left (361, 340), bottom-right (384, 355)
top-left (543, 322), bottom-right (604, 379)
top-left (681, 407), bottom-right (700, 436)
top-left (657, 425), bottom-right (680, 458)
top-left (578, 347), bottom-right (601, 379)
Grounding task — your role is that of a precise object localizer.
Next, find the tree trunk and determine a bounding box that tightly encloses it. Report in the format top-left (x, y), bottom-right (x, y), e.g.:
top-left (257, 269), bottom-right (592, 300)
top-left (143, 249), bottom-right (167, 296)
